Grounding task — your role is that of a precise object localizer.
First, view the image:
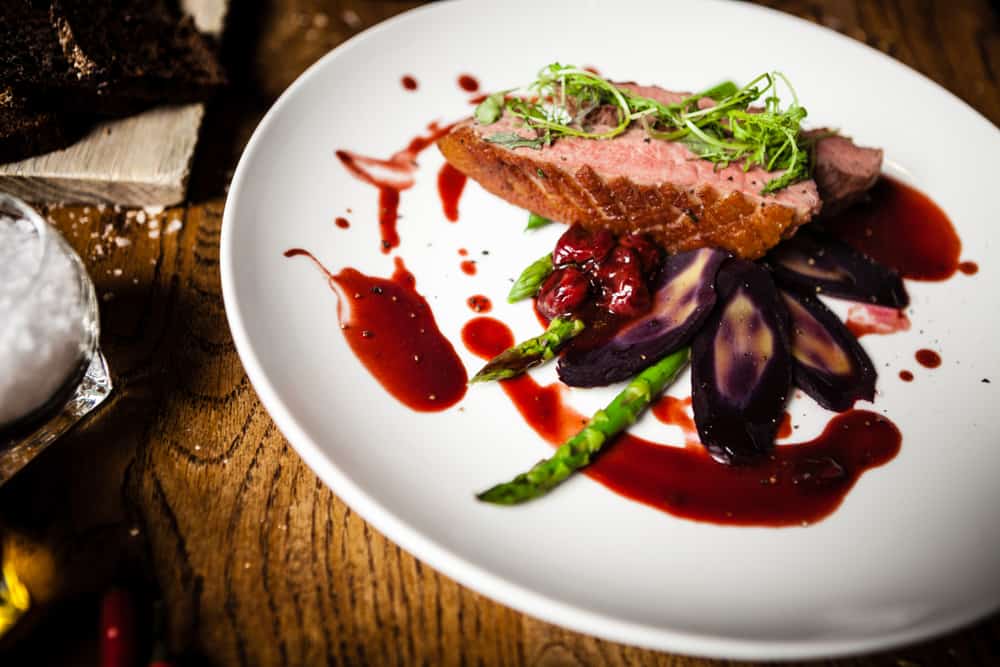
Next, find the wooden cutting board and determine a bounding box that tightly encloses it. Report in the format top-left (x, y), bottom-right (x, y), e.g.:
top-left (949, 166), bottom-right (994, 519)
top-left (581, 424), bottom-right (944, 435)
top-left (0, 0), bottom-right (228, 207)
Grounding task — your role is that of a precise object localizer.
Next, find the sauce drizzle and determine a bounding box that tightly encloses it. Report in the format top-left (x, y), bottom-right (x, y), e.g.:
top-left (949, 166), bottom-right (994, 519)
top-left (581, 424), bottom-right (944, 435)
top-left (437, 163), bottom-right (467, 222)
top-left (401, 75), bottom-right (418, 91)
top-left (460, 260), bottom-right (477, 276)
top-left (651, 395), bottom-right (698, 444)
top-left (334, 217), bottom-right (350, 229)
top-left (899, 370), bottom-right (914, 382)
top-left (336, 122), bottom-right (455, 253)
top-left (463, 318), bottom-right (901, 526)
top-left (285, 249), bottom-right (467, 411)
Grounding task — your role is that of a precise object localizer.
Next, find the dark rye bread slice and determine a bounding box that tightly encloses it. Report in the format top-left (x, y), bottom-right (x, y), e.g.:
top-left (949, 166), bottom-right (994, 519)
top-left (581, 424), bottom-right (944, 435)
top-left (51, 0), bottom-right (225, 112)
top-left (0, 0), bottom-right (223, 116)
top-left (0, 2), bottom-right (75, 99)
top-left (0, 79), bottom-right (90, 164)
top-left (0, 108), bottom-right (87, 163)
top-left (0, 3), bottom-right (83, 163)
top-left (47, 0), bottom-right (225, 114)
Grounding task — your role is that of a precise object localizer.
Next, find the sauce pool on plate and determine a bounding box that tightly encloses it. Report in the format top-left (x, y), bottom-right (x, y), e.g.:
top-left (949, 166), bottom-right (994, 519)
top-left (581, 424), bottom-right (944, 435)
top-left (826, 176), bottom-right (962, 281)
top-left (284, 249), bottom-right (467, 411)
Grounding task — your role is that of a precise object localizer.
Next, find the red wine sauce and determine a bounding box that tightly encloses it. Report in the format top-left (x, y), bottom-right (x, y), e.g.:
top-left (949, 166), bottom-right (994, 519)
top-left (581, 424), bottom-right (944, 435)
top-left (777, 412), bottom-right (793, 439)
top-left (651, 395), bottom-right (698, 445)
top-left (958, 261), bottom-right (979, 275)
top-left (461, 317), bottom-right (587, 443)
top-left (466, 295), bottom-right (492, 313)
top-left (653, 397), bottom-right (792, 442)
top-left (285, 249), bottom-right (467, 411)
top-left (589, 410), bottom-right (900, 526)
top-left (336, 121), bottom-right (455, 254)
top-left (457, 74), bottom-right (479, 92)
top-left (916, 349), bottom-right (941, 368)
top-left (460, 260), bottom-right (477, 276)
top-left (825, 176), bottom-right (961, 280)
top-left (437, 163), bottom-right (467, 222)
top-left (899, 370), bottom-right (914, 382)
top-left (401, 75), bottom-right (418, 91)
top-left (335, 217), bottom-right (350, 229)
top-left (463, 318), bottom-right (901, 526)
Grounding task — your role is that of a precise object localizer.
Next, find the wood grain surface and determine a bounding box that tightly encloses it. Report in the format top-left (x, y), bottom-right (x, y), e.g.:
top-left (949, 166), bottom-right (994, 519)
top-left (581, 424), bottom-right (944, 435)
top-left (1, 1), bottom-right (998, 665)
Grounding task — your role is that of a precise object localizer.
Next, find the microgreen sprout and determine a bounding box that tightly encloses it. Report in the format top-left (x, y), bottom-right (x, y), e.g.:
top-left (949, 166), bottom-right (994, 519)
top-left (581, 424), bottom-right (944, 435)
top-left (474, 64), bottom-right (814, 193)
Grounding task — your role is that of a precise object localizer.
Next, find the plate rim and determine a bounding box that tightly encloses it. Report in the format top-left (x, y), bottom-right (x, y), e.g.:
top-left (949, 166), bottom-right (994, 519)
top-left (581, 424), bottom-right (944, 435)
top-left (220, 0), bottom-right (1000, 659)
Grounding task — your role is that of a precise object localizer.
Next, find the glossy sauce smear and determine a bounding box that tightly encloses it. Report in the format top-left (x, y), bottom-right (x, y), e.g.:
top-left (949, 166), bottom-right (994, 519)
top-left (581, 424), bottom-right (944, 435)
top-left (286, 249), bottom-right (467, 411)
top-left (826, 176), bottom-right (962, 280)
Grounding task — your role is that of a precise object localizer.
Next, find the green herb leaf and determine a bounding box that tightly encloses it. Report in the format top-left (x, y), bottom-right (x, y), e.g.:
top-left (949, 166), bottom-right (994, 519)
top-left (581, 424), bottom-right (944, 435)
top-left (474, 91), bottom-right (506, 125)
top-left (698, 81), bottom-right (739, 101)
top-left (485, 132), bottom-right (548, 150)
top-left (508, 254), bottom-right (554, 303)
top-left (525, 213), bottom-right (552, 230)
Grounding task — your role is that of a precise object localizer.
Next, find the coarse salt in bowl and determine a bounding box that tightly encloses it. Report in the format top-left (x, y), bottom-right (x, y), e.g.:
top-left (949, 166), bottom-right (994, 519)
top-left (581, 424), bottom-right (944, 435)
top-left (0, 195), bottom-right (98, 430)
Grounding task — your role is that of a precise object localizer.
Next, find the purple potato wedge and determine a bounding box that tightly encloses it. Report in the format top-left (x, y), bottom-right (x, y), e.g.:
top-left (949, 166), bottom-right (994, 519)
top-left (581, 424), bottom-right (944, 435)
top-left (766, 227), bottom-right (909, 308)
top-left (557, 248), bottom-right (728, 387)
top-left (780, 288), bottom-right (876, 412)
top-left (691, 259), bottom-right (792, 464)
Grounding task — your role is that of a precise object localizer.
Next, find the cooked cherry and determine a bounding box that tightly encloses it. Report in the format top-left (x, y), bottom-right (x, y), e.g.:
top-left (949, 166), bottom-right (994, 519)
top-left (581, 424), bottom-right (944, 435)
top-left (595, 247), bottom-right (650, 317)
top-left (618, 233), bottom-right (663, 276)
top-left (552, 225), bottom-right (615, 267)
top-left (536, 265), bottom-right (591, 320)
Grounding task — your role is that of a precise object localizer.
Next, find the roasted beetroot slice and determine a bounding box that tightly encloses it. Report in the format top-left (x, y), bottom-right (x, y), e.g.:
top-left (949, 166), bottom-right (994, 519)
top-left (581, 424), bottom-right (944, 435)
top-left (691, 259), bottom-right (792, 464)
top-left (766, 227), bottom-right (909, 308)
top-left (780, 289), bottom-right (876, 412)
top-left (557, 248), bottom-right (727, 387)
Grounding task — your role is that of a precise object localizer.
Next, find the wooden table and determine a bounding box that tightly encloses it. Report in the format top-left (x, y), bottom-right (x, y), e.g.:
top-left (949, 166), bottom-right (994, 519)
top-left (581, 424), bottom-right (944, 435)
top-left (1, 1), bottom-right (998, 665)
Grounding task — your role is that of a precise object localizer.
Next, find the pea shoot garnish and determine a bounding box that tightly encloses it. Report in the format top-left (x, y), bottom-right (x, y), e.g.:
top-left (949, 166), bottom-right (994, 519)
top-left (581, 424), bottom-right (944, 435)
top-left (474, 64), bottom-right (813, 194)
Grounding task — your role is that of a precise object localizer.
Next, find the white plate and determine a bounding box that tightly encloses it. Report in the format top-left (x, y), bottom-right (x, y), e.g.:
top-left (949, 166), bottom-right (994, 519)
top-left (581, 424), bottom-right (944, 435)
top-left (221, 0), bottom-right (1000, 659)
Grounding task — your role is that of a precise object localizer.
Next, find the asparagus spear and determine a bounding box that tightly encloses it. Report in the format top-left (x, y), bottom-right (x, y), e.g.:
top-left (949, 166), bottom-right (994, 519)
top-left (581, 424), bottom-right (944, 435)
top-left (477, 347), bottom-right (691, 504)
top-left (507, 254), bottom-right (553, 303)
top-left (470, 316), bottom-right (584, 383)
